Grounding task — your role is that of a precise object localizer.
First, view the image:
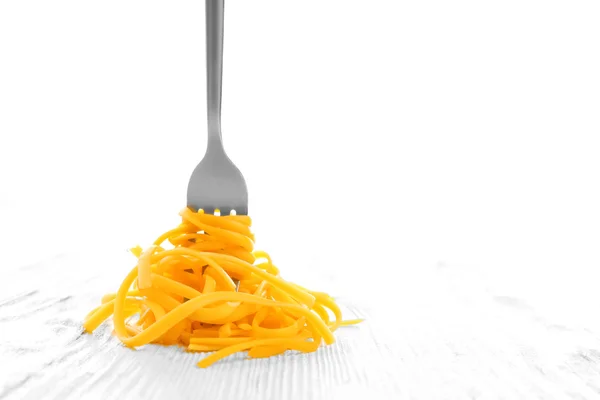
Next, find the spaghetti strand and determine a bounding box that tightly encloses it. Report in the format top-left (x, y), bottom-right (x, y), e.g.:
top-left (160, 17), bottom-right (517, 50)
top-left (85, 208), bottom-right (362, 368)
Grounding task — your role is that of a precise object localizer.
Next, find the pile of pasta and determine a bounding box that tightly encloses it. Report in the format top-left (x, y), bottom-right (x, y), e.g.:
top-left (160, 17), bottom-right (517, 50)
top-left (84, 208), bottom-right (361, 368)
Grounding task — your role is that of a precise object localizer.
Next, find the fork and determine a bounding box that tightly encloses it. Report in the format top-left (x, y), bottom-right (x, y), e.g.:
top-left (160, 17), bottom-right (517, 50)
top-left (187, 0), bottom-right (248, 216)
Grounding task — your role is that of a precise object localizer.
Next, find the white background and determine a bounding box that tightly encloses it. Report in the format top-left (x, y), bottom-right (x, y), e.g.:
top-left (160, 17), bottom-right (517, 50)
top-left (1, 1), bottom-right (600, 324)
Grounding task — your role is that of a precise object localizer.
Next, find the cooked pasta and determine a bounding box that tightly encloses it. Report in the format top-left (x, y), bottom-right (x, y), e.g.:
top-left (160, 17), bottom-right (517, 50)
top-left (84, 208), bottom-right (362, 368)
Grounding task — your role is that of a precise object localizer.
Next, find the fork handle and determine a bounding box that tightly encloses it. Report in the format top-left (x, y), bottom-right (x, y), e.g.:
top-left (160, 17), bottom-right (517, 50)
top-left (206, 0), bottom-right (225, 153)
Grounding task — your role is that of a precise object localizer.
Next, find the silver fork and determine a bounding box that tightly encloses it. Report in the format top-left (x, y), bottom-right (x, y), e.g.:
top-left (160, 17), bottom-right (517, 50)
top-left (187, 0), bottom-right (248, 216)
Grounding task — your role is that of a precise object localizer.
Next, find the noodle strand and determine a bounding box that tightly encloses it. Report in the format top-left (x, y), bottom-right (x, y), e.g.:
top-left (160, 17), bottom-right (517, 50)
top-left (84, 208), bottom-right (362, 368)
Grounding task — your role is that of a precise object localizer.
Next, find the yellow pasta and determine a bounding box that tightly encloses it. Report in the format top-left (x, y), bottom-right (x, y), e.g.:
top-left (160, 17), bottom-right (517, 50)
top-left (84, 208), bottom-right (363, 368)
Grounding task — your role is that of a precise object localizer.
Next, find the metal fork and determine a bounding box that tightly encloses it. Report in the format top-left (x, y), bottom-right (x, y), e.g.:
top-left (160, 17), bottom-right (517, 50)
top-left (187, 0), bottom-right (248, 216)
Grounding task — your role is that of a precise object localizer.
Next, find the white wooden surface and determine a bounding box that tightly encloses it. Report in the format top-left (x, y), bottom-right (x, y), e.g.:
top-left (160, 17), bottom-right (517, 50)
top-left (2, 251), bottom-right (600, 400)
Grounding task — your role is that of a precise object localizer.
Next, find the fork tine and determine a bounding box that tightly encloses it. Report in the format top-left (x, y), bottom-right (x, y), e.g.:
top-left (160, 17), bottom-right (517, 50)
top-left (233, 206), bottom-right (248, 216)
top-left (219, 207), bottom-right (232, 216)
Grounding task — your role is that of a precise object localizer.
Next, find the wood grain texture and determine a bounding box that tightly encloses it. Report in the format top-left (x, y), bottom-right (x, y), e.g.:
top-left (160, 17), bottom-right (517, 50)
top-left (1, 253), bottom-right (599, 400)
